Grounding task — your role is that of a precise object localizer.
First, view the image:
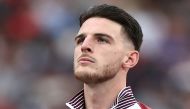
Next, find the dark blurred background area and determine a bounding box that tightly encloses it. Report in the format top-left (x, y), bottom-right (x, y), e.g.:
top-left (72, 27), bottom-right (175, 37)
top-left (0, 0), bottom-right (190, 109)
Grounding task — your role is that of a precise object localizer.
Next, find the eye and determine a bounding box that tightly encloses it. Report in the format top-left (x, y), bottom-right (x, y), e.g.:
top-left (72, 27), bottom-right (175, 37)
top-left (75, 36), bottom-right (85, 45)
top-left (97, 37), bottom-right (109, 44)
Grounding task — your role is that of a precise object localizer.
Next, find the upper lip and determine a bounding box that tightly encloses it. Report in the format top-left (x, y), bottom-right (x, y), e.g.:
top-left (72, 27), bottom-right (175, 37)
top-left (78, 55), bottom-right (95, 63)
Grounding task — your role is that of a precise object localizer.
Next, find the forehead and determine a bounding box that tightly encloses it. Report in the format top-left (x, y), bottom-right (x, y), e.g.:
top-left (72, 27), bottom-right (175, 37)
top-left (78, 17), bottom-right (124, 38)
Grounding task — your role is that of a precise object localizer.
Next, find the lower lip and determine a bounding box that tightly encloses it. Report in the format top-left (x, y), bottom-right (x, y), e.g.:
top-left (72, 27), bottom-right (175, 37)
top-left (79, 60), bottom-right (93, 64)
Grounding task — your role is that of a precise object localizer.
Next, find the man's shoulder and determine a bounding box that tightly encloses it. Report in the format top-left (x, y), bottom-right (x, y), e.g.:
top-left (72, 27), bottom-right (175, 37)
top-left (137, 102), bottom-right (151, 109)
top-left (127, 102), bottom-right (151, 109)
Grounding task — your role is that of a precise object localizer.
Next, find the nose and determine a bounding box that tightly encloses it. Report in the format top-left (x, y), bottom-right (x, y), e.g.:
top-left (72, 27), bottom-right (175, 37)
top-left (81, 37), bottom-right (93, 53)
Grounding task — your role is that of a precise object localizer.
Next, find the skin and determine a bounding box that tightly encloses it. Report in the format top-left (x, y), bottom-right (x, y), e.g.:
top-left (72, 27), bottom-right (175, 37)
top-left (74, 17), bottom-right (139, 109)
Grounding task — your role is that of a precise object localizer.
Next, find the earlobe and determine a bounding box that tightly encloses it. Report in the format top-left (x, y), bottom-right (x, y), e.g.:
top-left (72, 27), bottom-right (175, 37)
top-left (122, 51), bottom-right (139, 68)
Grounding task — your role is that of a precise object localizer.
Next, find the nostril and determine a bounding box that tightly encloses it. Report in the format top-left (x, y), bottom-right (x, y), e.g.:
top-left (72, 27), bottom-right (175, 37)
top-left (81, 47), bottom-right (92, 53)
top-left (87, 48), bottom-right (91, 52)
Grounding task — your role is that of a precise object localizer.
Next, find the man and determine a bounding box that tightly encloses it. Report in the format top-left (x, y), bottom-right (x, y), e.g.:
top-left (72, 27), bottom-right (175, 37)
top-left (66, 4), bottom-right (151, 109)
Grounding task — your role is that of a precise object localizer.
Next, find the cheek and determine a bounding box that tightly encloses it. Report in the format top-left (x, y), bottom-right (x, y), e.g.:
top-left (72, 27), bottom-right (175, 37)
top-left (100, 50), bottom-right (123, 63)
top-left (74, 48), bottom-right (80, 62)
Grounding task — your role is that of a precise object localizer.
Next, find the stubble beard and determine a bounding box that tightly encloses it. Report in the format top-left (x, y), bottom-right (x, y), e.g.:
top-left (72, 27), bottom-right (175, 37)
top-left (74, 61), bottom-right (121, 84)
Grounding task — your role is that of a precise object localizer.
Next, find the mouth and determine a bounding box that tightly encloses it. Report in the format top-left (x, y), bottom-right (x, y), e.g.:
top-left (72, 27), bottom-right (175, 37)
top-left (78, 56), bottom-right (95, 64)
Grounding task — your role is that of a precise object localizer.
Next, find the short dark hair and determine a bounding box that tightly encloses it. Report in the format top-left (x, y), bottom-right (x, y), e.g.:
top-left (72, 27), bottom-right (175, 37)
top-left (79, 4), bottom-right (143, 51)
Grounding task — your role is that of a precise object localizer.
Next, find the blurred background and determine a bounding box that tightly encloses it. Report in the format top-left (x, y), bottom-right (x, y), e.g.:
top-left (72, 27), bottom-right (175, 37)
top-left (0, 0), bottom-right (190, 109)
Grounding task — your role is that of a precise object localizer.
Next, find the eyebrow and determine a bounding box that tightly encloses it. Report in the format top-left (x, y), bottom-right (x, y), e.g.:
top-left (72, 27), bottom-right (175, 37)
top-left (75, 34), bottom-right (85, 41)
top-left (94, 33), bottom-right (113, 41)
top-left (75, 33), bottom-right (114, 41)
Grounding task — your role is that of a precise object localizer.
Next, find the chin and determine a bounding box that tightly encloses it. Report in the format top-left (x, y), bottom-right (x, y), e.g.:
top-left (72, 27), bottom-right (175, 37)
top-left (74, 70), bottom-right (116, 84)
top-left (74, 68), bottom-right (97, 82)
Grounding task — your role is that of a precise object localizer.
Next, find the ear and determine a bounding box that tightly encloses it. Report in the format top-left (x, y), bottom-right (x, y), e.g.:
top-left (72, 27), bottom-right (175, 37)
top-left (122, 50), bottom-right (139, 69)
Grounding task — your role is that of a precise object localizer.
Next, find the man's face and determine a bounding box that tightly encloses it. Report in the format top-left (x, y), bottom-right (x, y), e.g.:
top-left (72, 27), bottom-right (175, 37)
top-left (74, 17), bottom-right (129, 84)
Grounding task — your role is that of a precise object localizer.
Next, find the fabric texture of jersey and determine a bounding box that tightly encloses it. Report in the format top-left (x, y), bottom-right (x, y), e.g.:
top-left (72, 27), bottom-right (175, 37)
top-left (66, 86), bottom-right (151, 109)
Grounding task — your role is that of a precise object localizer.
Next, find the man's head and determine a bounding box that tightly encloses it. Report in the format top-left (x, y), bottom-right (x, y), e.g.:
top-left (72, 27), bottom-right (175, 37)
top-left (80, 4), bottom-right (143, 51)
top-left (74, 4), bottom-right (143, 84)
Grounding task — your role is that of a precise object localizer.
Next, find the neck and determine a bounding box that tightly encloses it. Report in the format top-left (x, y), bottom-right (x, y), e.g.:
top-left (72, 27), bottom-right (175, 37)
top-left (84, 71), bottom-right (127, 109)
